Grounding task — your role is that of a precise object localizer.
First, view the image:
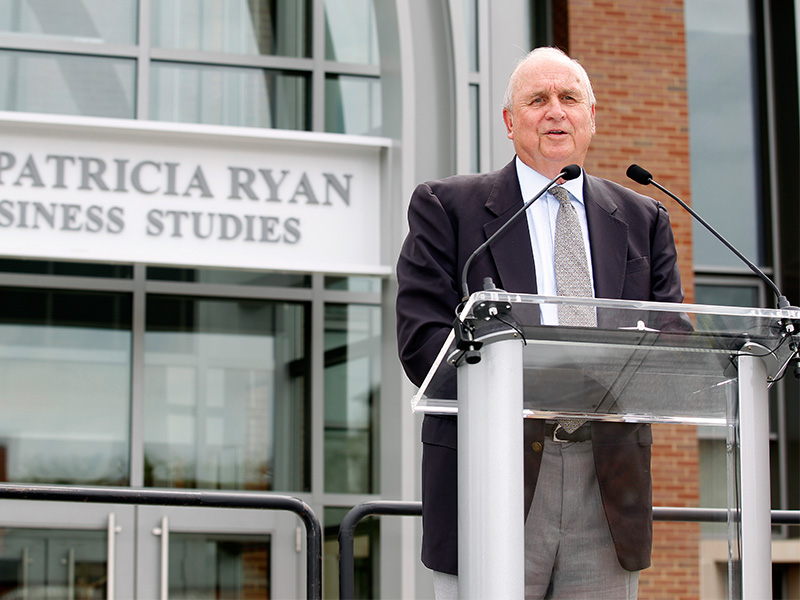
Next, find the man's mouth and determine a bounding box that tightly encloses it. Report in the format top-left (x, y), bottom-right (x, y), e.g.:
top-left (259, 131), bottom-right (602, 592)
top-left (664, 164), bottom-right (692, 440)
top-left (546, 130), bottom-right (568, 135)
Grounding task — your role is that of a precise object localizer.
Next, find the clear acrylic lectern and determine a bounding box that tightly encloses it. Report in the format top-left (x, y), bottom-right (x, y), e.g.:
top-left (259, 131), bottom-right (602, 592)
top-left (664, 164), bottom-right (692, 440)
top-left (412, 291), bottom-right (800, 599)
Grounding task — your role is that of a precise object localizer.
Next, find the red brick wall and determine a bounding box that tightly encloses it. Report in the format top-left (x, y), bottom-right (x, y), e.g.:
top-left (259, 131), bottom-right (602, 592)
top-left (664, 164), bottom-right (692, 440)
top-left (567, 2), bottom-right (700, 598)
top-left (646, 424), bottom-right (701, 599)
top-left (569, 0), bottom-right (695, 304)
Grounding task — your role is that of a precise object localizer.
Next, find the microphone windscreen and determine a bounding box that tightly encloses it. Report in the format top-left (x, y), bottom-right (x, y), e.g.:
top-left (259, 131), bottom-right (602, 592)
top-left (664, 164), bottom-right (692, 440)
top-left (561, 164), bottom-right (582, 181)
top-left (626, 164), bottom-right (653, 185)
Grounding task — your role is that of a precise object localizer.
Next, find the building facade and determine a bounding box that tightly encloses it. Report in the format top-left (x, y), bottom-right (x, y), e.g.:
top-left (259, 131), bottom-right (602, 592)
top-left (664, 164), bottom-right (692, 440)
top-left (0, 0), bottom-right (796, 598)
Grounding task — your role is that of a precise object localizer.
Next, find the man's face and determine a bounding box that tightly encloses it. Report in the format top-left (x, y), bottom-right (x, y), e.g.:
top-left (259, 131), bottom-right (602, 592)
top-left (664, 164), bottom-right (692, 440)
top-left (502, 56), bottom-right (596, 179)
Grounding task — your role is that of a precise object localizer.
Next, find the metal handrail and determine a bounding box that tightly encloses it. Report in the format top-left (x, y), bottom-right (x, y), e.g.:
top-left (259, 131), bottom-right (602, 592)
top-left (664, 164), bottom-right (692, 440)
top-left (338, 500), bottom-right (800, 600)
top-left (0, 483), bottom-right (322, 600)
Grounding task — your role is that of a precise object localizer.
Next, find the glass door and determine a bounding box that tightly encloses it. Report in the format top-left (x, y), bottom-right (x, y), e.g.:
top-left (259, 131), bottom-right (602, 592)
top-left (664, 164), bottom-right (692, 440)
top-left (0, 500), bottom-right (135, 598)
top-left (136, 505), bottom-right (302, 599)
top-left (0, 501), bottom-right (302, 598)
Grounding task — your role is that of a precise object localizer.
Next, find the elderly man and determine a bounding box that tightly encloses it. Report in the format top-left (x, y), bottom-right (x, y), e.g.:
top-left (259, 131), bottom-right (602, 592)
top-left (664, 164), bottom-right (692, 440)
top-left (396, 47), bottom-right (684, 599)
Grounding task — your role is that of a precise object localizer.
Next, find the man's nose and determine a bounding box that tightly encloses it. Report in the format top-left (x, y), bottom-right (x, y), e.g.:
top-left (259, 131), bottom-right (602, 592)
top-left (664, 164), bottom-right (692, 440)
top-left (545, 101), bottom-right (566, 119)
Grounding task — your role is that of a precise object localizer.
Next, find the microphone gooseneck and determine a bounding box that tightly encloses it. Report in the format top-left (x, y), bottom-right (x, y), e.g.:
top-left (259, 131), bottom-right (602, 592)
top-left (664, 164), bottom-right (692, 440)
top-left (626, 164), bottom-right (790, 309)
top-left (459, 164), bottom-right (582, 301)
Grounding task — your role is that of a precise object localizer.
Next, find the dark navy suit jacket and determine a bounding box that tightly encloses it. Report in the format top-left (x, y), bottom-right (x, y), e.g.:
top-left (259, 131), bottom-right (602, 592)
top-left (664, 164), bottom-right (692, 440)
top-left (396, 158), bottom-right (684, 575)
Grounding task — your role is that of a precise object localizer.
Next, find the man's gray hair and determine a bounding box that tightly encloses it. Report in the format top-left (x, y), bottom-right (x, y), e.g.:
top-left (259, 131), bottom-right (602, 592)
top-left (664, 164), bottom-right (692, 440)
top-left (502, 47), bottom-right (596, 111)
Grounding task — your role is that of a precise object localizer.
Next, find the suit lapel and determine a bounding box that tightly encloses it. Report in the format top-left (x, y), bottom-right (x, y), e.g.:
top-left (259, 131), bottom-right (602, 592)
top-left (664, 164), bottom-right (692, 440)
top-left (584, 175), bottom-right (628, 299)
top-left (483, 161), bottom-right (538, 295)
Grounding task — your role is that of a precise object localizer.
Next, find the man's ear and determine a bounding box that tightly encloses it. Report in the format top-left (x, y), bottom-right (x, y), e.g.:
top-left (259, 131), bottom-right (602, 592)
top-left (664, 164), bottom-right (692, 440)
top-left (503, 108), bottom-right (514, 139)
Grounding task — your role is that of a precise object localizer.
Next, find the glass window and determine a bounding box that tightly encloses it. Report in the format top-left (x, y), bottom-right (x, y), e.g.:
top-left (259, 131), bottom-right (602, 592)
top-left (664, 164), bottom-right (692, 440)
top-left (144, 296), bottom-right (310, 492)
top-left (469, 83), bottom-right (480, 173)
top-left (685, 0), bottom-right (763, 268)
top-left (324, 304), bottom-right (380, 494)
top-left (323, 507), bottom-right (378, 599)
top-left (0, 288), bottom-right (131, 485)
top-left (169, 532), bottom-right (270, 598)
top-left (0, 50), bottom-right (135, 119)
top-left (0, 528), bottom-right (108, 598)
top-left (462, 0), bottom-right (478, 72)
top-left (695, 283), bottom-right (759, 308)
top-left (0, 259), bottom-right (133, 279)
top-left (148, 267), bottom-right (310, 288)
top-left (325, 75), bottom-right (381, 135)
top-left (152, 0), bottom-right (310, 58)
top-left (0, 0), bottom-right (137, 44)
top-left (324, 276), bottom-right (381, 293)
top-left (698, 438), bottom-right (729, 537)
top-left (150, 62), bottom-right (309, 130)
top-left (324, 0), bottom-right (378, 65)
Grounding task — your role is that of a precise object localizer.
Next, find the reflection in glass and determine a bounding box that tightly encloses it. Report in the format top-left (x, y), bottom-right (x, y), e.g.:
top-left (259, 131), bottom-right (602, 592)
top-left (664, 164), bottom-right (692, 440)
top-left (0, 528), bottom-right (107, 599)
top-left (150, 62), bottom-right (308, 130)
top-left (698, 438), bottom-right (729, 536)
top-left (0, 259), bottom-right (133, 279)
top-left (169, 532), bottom-right (270, 599)
top-left (325, 75), bottom-right (381, 135)
top-left (324, 276), bottom-right (381, 293)
top-left (695, 283), bottom-right (759, 309)
top-left (0, 0), bottom-right (137, 44)
top-left (147, 267), bottom-right (310, 288)
top-left (152, 0), bottom-right (310, 57)
top-left (144, 296), bottom-right (309, 492)
top-left (469, 83), bottom-right (480, 173)
top-left (324, 304), bottom-right (380, 494)
top-left (462, 0), bottom-right (478, 72)
top-left (0, 288), bottom-right (131, 485)
top-left (686, 0), bottom-right (762, 268)
top-left (0, 50), bottom-right (135, 118)
top-left (324, 0), bottom-right (378, 64)
top-left (323, 507), bottom-right (378, 599)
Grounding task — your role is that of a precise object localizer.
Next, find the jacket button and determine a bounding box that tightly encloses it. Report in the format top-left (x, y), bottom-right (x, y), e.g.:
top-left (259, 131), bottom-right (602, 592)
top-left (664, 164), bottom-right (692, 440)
top-left (532, 442), bottom-right (543, 452)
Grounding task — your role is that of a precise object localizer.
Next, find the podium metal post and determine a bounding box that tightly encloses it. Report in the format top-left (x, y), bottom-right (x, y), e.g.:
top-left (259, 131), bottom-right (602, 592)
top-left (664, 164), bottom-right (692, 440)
top-left (737, 352), bottom-right (772, 597)
top-left (457, 336), bottom-right (525, 598)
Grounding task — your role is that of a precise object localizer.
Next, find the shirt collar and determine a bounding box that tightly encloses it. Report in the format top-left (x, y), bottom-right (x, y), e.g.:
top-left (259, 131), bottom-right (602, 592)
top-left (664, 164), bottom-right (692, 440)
top-left (515, 156), bottom-right (585, 204)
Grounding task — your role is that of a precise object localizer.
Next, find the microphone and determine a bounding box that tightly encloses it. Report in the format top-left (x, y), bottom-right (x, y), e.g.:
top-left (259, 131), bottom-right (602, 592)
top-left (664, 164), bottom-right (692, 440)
top-left (626, 164), bottom-right (791, 309)
top-left (460, 163), bottom-right (582, 301)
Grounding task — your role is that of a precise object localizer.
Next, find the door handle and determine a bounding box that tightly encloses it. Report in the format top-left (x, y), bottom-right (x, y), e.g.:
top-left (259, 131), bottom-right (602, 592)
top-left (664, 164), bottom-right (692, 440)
top-left (152, 516), bottom-right (169, 600)
top-left (21, 546), bottom-right (30, 600)
top-left (66, 548), bottom-right (75, 600)
top-left (107, 512), bottom-right (121, 600)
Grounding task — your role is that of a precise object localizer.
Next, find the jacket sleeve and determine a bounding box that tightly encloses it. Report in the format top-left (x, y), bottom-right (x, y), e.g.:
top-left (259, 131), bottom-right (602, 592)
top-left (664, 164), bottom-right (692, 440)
top-left (395, 182), bottom-right (462, 387)
top-left (649, 201), bottom-right (684, 304)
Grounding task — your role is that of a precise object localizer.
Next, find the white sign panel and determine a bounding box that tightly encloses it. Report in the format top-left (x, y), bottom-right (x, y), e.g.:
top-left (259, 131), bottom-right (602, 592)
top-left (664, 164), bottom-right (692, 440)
top-left (0, 114), bottom-right (390, 274)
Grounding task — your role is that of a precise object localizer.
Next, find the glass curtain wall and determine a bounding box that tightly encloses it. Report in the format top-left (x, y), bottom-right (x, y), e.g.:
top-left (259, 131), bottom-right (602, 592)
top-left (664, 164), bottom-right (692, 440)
top-left (685, 0), bottom-right (763, 270)
top-left (143, 296), bottom-right (310, 492)
top-left (462, 0), bottom-right (481, 173)
top-left (686, 3), bottom-right (798, 585)
top-left (324, 303), bottom-right (381, 495)
top-left (0, 287), bottom-right (131, 485)
top-left (0, 1), bottom-right (137, 43)
top-left (0, 0), bottom-right (382, 135)
top-left (0, 264), bottom-right (329, 495)
top-left (0, 1), bottom-right (386, 597)
top-left (0, 261), bottom-right (383, 596)
top-left (323, 0), bottom-right (381, 135)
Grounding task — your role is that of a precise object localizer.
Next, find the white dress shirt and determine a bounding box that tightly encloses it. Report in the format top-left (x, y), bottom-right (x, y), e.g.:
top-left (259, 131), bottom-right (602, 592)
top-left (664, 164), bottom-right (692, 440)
top-left (515, 156), bottom-right (595, 325)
